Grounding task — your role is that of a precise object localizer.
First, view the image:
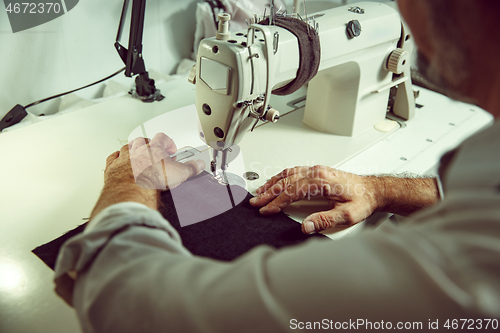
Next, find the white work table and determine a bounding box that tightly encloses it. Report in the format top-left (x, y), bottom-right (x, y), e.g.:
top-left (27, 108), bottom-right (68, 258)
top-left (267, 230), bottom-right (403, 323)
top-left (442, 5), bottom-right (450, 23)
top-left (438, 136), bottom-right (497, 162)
top-left (0, 75), bottom-right (492, 333)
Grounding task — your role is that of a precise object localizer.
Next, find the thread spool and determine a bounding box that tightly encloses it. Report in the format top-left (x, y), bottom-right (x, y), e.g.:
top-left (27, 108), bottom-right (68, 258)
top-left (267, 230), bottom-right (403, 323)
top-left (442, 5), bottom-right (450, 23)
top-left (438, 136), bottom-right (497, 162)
top-left (216, 13), bottom-right (231, 40)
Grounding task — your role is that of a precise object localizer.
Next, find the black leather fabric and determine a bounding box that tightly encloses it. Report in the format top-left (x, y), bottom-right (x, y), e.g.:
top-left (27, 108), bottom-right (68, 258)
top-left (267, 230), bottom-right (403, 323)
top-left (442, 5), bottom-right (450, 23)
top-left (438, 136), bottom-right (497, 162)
top-left (33, 172), bottom-right (325, 269)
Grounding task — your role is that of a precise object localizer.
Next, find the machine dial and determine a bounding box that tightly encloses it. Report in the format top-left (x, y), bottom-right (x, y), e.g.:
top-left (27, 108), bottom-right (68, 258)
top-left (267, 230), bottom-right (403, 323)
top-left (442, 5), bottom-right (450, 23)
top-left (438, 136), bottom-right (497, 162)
top-left (387, 48), bottom-right (409, 74)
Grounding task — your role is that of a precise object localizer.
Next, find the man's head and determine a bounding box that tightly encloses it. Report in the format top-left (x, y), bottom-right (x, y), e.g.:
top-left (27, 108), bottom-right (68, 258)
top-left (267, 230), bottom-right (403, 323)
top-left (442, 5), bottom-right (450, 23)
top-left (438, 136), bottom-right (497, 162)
top-left (398, 0), bottom-right (500, 116)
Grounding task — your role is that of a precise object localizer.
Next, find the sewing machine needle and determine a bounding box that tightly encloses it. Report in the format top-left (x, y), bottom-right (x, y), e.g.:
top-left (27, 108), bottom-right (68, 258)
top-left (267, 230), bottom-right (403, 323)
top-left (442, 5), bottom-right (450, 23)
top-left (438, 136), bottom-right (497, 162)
top-left (211, 149), bottom-right (229, 185)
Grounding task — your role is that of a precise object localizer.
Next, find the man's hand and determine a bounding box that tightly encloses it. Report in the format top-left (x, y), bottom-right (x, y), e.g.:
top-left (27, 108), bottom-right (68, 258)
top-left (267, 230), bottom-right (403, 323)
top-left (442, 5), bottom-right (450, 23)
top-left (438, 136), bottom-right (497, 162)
top-left (90, 133), bottom-right (205, 220)
top-left (105, 133), bottom-right (205, 190)
top-left (249, 166), bottom-right (382, 234)
top-left (249, 165), bottom-right (440, 234)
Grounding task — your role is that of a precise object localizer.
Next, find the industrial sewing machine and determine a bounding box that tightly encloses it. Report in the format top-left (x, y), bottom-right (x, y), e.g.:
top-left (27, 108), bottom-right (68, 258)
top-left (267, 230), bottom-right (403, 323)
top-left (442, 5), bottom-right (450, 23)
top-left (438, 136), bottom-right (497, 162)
top-left (190, 1), bottom-right (415, 184)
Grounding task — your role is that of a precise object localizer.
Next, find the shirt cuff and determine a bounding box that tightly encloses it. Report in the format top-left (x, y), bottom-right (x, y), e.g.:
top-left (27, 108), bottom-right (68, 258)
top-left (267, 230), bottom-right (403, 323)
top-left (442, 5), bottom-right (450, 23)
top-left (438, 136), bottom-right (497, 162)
top-left (436, 176), bottom-right (445, 200)
top-left (84, 202), bottom-right (164, 233)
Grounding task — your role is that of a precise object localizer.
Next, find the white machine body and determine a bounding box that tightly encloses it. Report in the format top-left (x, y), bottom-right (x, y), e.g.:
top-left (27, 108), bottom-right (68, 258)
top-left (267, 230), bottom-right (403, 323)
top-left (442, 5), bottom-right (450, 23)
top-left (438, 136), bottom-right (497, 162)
top-left (193, 1), bottom-right (414, 152)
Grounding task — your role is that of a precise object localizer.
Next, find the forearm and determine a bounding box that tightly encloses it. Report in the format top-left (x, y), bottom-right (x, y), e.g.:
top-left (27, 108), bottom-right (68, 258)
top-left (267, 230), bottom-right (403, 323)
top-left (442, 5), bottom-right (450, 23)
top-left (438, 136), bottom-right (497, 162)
top-left (373, 176), bottom-right (440, 216)
top-left (89, 182), bottom-right (159, 220)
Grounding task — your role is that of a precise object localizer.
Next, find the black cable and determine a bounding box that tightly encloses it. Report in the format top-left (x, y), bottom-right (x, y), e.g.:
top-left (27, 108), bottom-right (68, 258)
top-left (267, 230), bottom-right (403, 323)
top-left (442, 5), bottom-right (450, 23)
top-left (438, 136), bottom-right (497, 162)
top-left (24, 67), bottom-right (126, 109)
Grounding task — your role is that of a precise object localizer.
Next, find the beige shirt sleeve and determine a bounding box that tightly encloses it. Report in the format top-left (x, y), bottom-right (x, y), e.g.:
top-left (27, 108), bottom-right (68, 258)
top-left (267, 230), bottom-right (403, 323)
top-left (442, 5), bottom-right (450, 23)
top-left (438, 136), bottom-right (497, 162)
top-left (54, 199), bottom-right (499, 333)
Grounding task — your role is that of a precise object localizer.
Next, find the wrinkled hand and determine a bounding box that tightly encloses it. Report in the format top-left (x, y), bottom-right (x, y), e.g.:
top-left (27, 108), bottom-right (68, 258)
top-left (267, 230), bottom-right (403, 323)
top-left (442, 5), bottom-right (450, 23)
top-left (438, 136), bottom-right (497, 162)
top-left (249, 166), bottom-right (382, 234)
top-left (104, 133), bottom-right (205, 190)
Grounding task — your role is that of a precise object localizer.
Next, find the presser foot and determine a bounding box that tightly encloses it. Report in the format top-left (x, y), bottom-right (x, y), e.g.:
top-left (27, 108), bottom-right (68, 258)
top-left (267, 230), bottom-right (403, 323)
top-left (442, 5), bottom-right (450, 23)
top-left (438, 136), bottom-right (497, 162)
top-left (210, 159), bottom-right (230, 185)
top-left (213, 170), bottom-right (246, 188)
top-left (210, 149), bottom-right (246, 187)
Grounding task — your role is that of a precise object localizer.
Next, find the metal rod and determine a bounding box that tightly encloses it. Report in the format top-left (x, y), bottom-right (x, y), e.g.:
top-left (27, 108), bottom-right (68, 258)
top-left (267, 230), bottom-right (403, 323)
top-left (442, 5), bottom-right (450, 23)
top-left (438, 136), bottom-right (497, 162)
top-left (116, 0), bottom-right (130, 42)
top-left (270, 0), bottom-right (274, 25)
top-left (220, 149), bottom-right (228, 171)
top-left (293, 0), bottom-right (300, 14)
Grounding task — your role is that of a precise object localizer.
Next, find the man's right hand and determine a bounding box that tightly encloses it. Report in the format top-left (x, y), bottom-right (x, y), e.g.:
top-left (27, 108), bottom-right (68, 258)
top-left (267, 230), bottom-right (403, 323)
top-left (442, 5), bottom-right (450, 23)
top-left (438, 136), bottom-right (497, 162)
top-left (249, 166), bottom-right (440, 235)
top-left (249, 166), bottom-right (383, 234)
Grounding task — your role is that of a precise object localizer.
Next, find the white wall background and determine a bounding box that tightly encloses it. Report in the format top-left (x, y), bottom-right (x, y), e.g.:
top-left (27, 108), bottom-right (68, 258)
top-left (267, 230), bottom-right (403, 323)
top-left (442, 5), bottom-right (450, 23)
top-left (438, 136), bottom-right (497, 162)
top-left (0, 0), bottom-right (388, 119)
top-left (0, 0), bottom-right (198, 118)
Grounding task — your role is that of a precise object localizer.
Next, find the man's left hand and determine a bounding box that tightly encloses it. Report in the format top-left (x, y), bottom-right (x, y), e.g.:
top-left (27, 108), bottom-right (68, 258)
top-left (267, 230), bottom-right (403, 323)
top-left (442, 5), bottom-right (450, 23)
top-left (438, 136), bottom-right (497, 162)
top-left (105, 133), bottom-right (205, 190)
top-left (89, 133), bottom-right (205, 220)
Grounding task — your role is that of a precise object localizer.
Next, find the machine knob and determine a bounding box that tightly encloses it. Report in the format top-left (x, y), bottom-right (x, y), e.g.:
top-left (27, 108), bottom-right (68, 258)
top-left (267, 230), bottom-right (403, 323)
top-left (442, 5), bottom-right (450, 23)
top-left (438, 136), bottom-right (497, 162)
top-left (265, 108), bottom-right (280, 122)
top-left (216, 13), bottom-right (231, 40)
top-left (387, 48), bottom-right (409, 74)
top-left (346, 20), bottom-right (362, 39)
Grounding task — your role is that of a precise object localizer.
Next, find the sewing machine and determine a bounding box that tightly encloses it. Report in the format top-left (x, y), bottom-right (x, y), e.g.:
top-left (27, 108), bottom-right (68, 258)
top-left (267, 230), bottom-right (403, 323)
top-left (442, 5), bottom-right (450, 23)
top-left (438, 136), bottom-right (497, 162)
top-left (192, 2), bottom-right (414, 184)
